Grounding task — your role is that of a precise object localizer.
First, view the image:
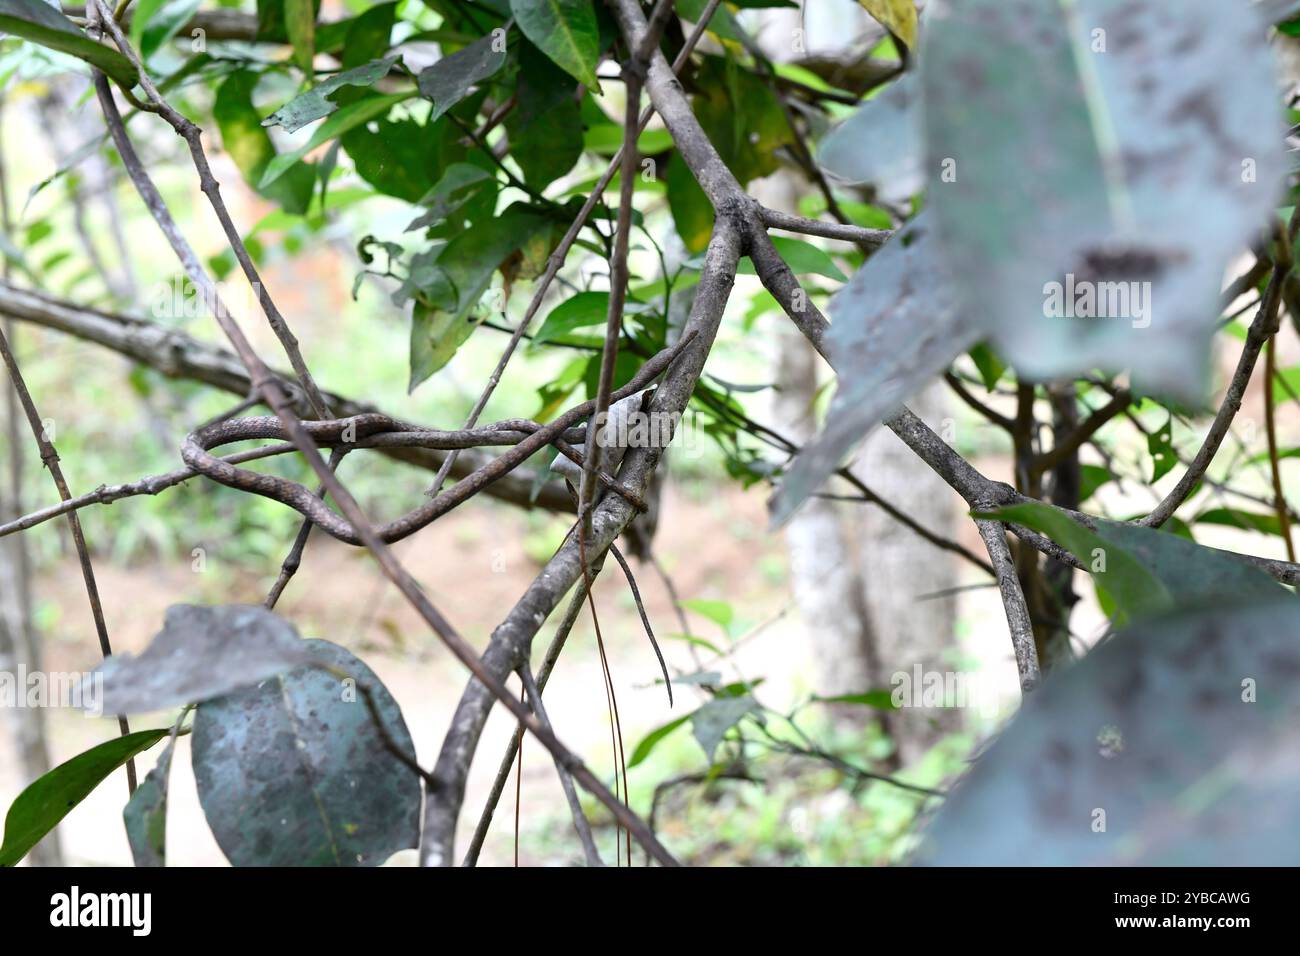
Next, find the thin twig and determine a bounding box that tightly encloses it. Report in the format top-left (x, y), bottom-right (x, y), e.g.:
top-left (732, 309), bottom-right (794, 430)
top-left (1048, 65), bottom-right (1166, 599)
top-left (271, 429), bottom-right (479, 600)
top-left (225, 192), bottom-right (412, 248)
top-left (974, 519), bottom-right (1040, 693)
top-left (0, 279), bottom-right (575, 512)
top-left (88, 0), bottom-right (339, 620)
top-left (692, 388), bottom-right (994, 574)
top-left (610, 542), bottom-right (672, 706)
top-left (0, 418), bottom-right (614, 541)
top-left (519, 662), bottom-right (604, 866)
top-left (758, 206), bottom-right (891, 248)
top-left (1142, 211), bottom-right (1297, 528)
top-left (423, 0), bottom-right (723, 500)
top-left (89, 1), bottom-right (333, 422)
top-left (90, 27), bottom-right (679, 866)
top-left (1031, 388), bottom-right (1131, 478)
top-left (463, 570), bottom-right (597, 866)
top-left (265, 447), bottom-right (347, 609)
top-left (647, 768), bottom-right (755, 840)
top-left (944, 372), bottom-right (1015, 432)
top-left (1265, 335), bottom-right (1296, 560)
top-left (0, 323), bottom-right (136, 792)
top-left (581, 12), bottom-right (656, 537)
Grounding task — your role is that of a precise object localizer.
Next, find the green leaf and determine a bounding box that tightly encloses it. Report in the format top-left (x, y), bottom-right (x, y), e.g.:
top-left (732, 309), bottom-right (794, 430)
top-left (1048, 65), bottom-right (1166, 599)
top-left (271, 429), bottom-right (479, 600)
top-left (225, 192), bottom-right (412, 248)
top-left (440, 203), bottom-right (553, 312)
top-left (123, 728), bottom-right (181, 867)
top-left (409, 300), bottom-right (480, 390)
top-left (917, 598), bottom-right (1300, 864)
top-left (1148, 412), bottom-right (1176, 482)
top-left (1078, 463), bottom-right (1114, 502)
top-left (968, 343), bottom-right (1005, 391)
top-left (214, 70), bottom-right (316, 214)
top-left (583, 124), bottom-right (674, 155)
top-left (340, 1), bottom-right (397, 69)
top-left (921, 0), bottom-right (1287, 404)
top-left (676, 0), bottom-right (748, 43)
top-left (1194, 507), bottom-right (1285, 537)
top-left (255, 0), bottom-right (286, 41)
top-left (663, 632), bottom-right (725, 656)
top-left (258, 91), bottom-right (413, 189)
top-left (1271, 365), bottom-right (1300, 406)
top-left (857, 0), bottom-right (917, 48)
top-left (582, 350), bottom-right (642, 399)
top-left (533, 290), bottom-right (610, 344)
top-left (130, 0), bottom-right (201, 62)
top-left (285, 0), bottom-right (316, 73)
top-left (417, 31), bottom-right (508, 123)
top-left (680, 598), bottom-right (734, 630)
top-left (988, 502), bottom-right (1170, 623)
top-left (405, 163), bottom-right (496, 233)
top-left (983, 501), bottom-right (1285, 624)
top-left (693, 55), bottom-right (792, 186)
top-left (691, 696), bottom-right (760, 762)
top-left (666, 152), bottom-right (713, 253)
top-left (738, 236), bottom-right (847, 281)
top-left (814, 690), bottom-right (897, 710)
top-left (629, 714), bottom-right (691, 768)
top-left (0, 729), bottom-right (168, 867)
top-left (341, 112), bottom-right (462, 203)
top-left (509, 0), bottom-right (601, 90)
top-left (505, 42), bottom-right (583, 189)
top-left (192, 639), bottom-right (419, 867)
top-left (90, 604), bottom-right (314, 715)
top-left (1247, 445), bottom-right (1300, 467)
top-left (408, 203), bottom-right (555, 389)
top-left (262, 56), bottom-right (400, 133)
top-left (0, 0), bottom-right (138, 86)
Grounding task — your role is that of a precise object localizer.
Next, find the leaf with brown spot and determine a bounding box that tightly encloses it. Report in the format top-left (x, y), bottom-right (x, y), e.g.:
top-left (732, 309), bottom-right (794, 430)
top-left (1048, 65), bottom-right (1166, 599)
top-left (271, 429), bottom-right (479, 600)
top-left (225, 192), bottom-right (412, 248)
top-left (918, 599), bottom-right (1300, 865)
top-left (192, 639), bottom-right (419, 867)
top-left (920, 0), bottom-right (1287, 403)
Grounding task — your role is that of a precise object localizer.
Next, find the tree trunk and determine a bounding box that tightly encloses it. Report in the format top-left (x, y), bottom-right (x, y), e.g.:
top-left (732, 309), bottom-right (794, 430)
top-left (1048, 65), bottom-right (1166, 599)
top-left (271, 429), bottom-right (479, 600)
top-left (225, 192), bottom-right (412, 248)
top-left (0, 92), bottom-right (61, 866)
top-left (0, 323), bottom-right (61, 867)
top-left (757, 4), bottom-right (960, 765)
top-left (851, 385), bottom-right (962, 765)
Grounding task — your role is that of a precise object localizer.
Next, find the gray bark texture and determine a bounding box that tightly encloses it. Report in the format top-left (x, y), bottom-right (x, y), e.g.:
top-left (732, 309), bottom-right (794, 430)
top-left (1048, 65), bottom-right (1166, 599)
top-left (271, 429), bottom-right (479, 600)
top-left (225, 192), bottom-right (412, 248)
top-left (0, 327), bottom-right (62, 866)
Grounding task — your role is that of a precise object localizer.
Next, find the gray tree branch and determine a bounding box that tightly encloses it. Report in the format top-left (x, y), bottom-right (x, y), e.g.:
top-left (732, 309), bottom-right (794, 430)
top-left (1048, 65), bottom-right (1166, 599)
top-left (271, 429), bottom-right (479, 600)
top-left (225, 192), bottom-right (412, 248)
top-left (0, 280), bottom-right (573, 512)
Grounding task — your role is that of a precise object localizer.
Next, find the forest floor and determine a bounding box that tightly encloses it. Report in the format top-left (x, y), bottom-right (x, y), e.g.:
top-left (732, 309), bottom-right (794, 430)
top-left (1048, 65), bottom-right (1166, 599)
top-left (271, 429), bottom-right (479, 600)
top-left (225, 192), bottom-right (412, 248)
top-left (1, 476), bottom-right (1030, 866)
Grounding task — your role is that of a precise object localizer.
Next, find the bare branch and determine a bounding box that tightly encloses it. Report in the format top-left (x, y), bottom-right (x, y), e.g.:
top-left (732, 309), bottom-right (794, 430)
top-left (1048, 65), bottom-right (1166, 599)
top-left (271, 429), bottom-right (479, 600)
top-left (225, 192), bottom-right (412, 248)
top-left (90, 26), bottom-right (681, 866)
top-left (0, 322), bottom-right (137, 793)
top-left (1264, 336), bottom-right (1296, 560)
top-left (579, 34), bottom-right (647, 539)
top-left (758, 207), bottom-right (893, 248)
top-left (944, 372), bottom-right (1016, 432)
top-left (463, 569), bottom-right (599, 867)
top-left (519, 662), bottom-right (604, 867)
top-left (181, 346), bottom-right (688, 545)
top-left (264, 446), bottom-right (346, 610)
top-left (1031, 388), bottom-right (1132, 478)
top-left (423, 0), bottom-right (722, 501)
top-left (0, 281), bottom-right (573, 512)
top-left (975, 519), bottom-right (1041, 693)
top-left (610, 542), bottom-right (672, 706)
top-left (89, 0), bottom-right (334, 421)
top-left (424, 216), bottom-right (743, 868)
top-left (1142, 211), bottom-right (1296, 528)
